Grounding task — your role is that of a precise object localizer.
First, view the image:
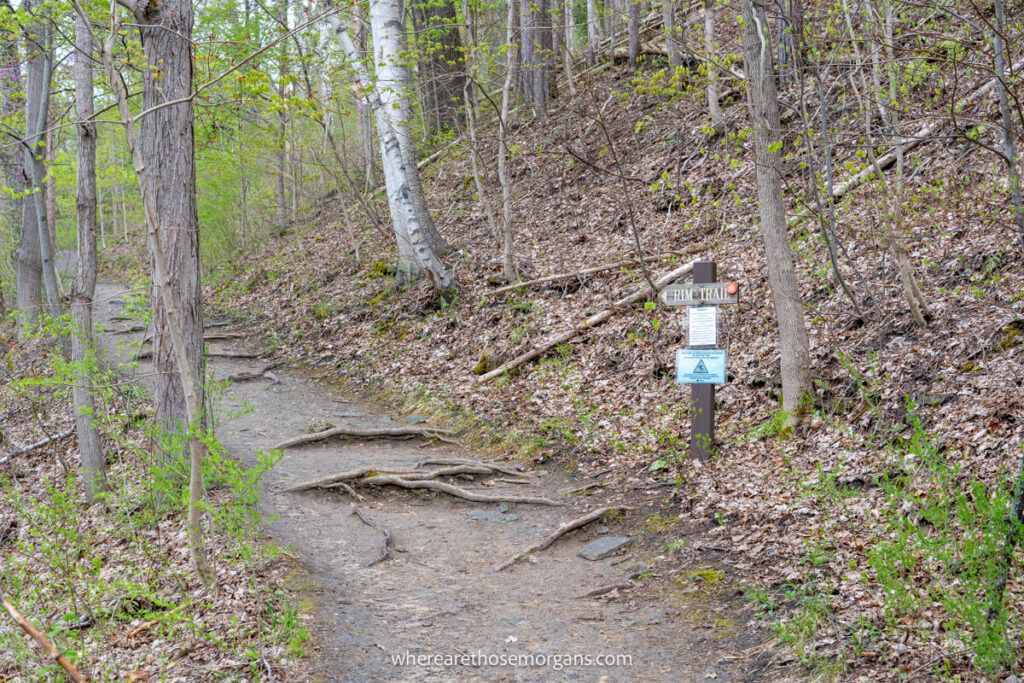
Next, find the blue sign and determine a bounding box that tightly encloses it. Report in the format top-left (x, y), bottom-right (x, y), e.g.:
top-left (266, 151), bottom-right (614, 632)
top-left (676, 348), bottom-right (727, 384)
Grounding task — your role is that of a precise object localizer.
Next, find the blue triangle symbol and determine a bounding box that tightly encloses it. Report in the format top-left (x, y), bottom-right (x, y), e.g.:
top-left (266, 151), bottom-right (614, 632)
top-left (694, 359), bottom-right (709, 374)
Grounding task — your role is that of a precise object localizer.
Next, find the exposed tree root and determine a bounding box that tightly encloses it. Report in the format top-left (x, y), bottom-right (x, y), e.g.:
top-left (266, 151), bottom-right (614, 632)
top-left (287, 461), bottom-right (562, 507)
top-left (496, 506), bottom-right (629, 571)
top-left (0, 429), bottom-right (75, 466)
top-left (224, 363), bottom-right (281, 383)
top-left (350, 506), bottom-right (392, 566)
top-left (575, 581), bottom-right (632, 599)
top-left (203, 331), bottom-right (245, 341)
top-left (414, 458), bottom-right (523, 477)
top-left (274, 425), bottom-right (456, 450)
top-left (356, 476), bottom-right (563, 506)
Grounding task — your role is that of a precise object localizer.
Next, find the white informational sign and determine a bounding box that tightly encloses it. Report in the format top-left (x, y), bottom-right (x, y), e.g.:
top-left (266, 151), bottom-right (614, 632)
top-left (688, 306), bottom-right (718, 347)
top-left (676, 348), bottom-right (727, 384)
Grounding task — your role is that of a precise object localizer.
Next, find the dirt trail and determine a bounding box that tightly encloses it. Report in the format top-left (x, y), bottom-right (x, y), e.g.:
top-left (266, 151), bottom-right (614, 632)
top-left (96, 282), bottom-right (760, 682)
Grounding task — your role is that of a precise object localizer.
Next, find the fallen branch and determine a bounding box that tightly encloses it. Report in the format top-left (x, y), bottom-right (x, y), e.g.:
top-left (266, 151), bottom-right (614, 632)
top-left (496, 506), bottom-right (629, 571)
top-left (0, 429), bottom-right (75, 466)
top-left (477, 262), bottom-right (694, 382)
top-left (274, 425), bottom-right (456, 450)
top-left (791, 57), bottom-right (1024, 229)
top-left (487, 253), bottom-right (683, 297)
top-left (351, 507), bottom-right (392, 566)
top-left (112, 323), bottom-right (146, 334)
top-left (0, 591), bottom-right (87, 682)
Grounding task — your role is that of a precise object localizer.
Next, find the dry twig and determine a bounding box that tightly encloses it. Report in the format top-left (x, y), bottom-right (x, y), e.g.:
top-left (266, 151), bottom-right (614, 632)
top-left (1, 591), bottom-right (87, 682)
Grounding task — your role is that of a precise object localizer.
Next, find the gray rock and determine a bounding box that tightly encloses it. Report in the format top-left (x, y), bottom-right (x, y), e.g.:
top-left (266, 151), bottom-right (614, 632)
top-left (466, 508), bottom-right (520, 523)
top-left (400, 415), bottom-right (430, 425)
top-left (579, 536), bottom-right (632, 560)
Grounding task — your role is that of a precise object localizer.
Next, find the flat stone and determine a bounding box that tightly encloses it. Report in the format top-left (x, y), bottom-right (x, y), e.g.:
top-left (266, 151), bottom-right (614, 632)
top-left (466, 508), bottom-right (520, 523)
top-left (579, 536), bottom-right (631, 561)
top-left (400, 415), bottom-right (430, 425)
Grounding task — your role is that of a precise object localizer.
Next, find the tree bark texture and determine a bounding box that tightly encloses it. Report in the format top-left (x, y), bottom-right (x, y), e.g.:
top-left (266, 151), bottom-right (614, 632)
top-left (740, 0), bottom-right (812, 416)
top-left (411, 0), bottom-right (466, 134)
top-left (72, 8), bottom-right (107, 499)
top-left (134, 0), bottom-right (206, 435)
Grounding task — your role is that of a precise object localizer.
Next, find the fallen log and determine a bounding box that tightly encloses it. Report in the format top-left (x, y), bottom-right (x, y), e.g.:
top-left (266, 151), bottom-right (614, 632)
top-left (0, 429), bottom-right (75, 466)
top-left (0, 591), bottom-right (87, 682)
top-left (487, 252), bottom-right (683, 297)
top-left (477, 262), bottom-right (694, 383)
top-left (496, 505), bottom-right (629, 571)
top-left (274, 425), bottom-right (455, 450)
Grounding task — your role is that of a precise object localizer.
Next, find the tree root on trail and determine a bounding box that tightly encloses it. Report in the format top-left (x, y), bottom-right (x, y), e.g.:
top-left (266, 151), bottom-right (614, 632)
top-left (287, 461), bottom-right (562, 507)
top-left (274, 425), bottom-right (457, 450)
top-left (575, 582), bottom-right (632, 599)
top-left (224, 363), bottom-right (281, 383)
top-left (496, 506), bottom-right (629, 571)
top-left (350, 506), bottom-right (392, 566)
top-left (414, 458), bottom-right (523, 477)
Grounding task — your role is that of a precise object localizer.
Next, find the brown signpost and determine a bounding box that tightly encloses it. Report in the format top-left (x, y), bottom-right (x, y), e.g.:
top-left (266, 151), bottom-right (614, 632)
top-left (661, 261), bottom-right (739, 460)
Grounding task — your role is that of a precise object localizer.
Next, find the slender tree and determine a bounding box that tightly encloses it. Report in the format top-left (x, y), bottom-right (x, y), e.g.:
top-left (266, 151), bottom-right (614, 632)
top-left (72, 5), bottom-right (106, 499)
top-left (411, 0), bottom-right (466, 134)
top-left (324, 2), bottom-right (455, 291)
top-left (740, 0), bottom-right (811, 419)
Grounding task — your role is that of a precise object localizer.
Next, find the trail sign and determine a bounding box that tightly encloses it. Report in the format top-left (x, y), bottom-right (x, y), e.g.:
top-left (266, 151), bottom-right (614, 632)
top-left (676, 349), bottom-right (727, 384)
top-left (687, 306), bottom-right (718, 347)
top-left (660, 281), bottom-right (740, 307)
top-left (658, 261), bottom-right (739, 461)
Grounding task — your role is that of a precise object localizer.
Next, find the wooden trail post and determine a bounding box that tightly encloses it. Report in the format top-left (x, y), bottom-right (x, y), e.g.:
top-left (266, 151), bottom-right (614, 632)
top-left (690, 261), bottom-right (716, 460)
top-left (659, 260), bottom-right (739, 461)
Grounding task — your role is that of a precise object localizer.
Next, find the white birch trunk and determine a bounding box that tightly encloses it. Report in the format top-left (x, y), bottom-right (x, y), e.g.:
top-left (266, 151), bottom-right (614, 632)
top-left (325, 4), bottom-right (455, 291)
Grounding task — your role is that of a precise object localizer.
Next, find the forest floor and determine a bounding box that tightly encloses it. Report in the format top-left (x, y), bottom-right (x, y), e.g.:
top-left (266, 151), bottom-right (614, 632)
top-left (95, 281), bottom-right (771, 682)
top-left (202, 58), bottom-right (1024, 680)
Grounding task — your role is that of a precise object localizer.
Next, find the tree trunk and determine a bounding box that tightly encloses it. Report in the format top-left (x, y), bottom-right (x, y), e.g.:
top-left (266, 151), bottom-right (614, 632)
top-left (324, 2), bottom-right (456, 292)
top-left (275, 0), bottom-right (290, 236)
top-left (96, 1), bottom-right (212, 585)
top-left (627, 0), bottom-right (639, 68)
top-left (411, 0), bottom-right (466, 135)
top-left (72, 8), bottom-right (107, 500)
top-left (13, 21), bottom-right (41, 331)
top-left (133, 0), bottom-right (206, 438)
top-left (740, 0), bottom-right (812, 419)
top-left (24, 21), bottom-right (59, 322)
top-left (993, 0), bottom-right (1024, 245)
top-left (587, 0), bottom-right (600, 66)
top-left (521, 0), bottom-right (552, 116)
top-left (663, 0), bottom-right (683, 69)
top-left (499, 0), bottom-right (518, 281)
top-left (704, 0), bottom-right (723, 131)
top-left (354, 5), bottom-right (376, 191)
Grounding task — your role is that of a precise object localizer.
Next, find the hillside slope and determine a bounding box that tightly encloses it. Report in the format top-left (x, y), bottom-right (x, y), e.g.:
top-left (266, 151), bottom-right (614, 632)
top-left (213, 46), bottom-right (1024, 679)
